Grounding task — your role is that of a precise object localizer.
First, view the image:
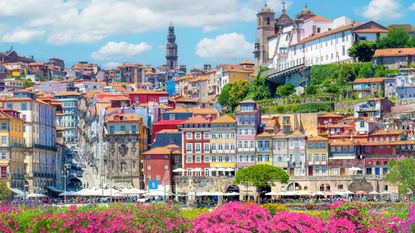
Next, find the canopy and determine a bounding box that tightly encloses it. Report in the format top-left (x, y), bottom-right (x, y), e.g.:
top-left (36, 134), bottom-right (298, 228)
top-left (312, 191), bottom-right (325, 196)
top-left (191, 168), bottom-right (202, 172)
top-left (223, 192), bottom-right (240, 196)
top-left (47, 186), bottom-right (63, 193)
top-left (325, 191), bottom-right (336, 196)
top-left (74, 188), bottom-right (103, 196)
top-left (369, 191), bottom-right (380, 195)
top-left (280, 191), bottom-right (297, 196)
top-left (120, 188), bottom-right (147, 195)
top-left (380, 191), bottom-right (391, 195)
top-left (224, 168), bottom-right (234, 172)
top-left (356, 191), bottom-right (367, 195)
top-left (187, 192), bottom-right (223, 196)
top-left (296, 191), bottom-right (311, 196)
top-left (59, 191), bottom-right (77, 196)
top-left (349, 167), bottom-right (362, 171)
top-left (15, 193), bottom-right (47, 198)
top-left (144, 190), bottom-right (173, 196)
top-left (265, 192), bottom-right (279, 196)
top-left (172, 168), bottom-right (185, 173)
top-left (343, 190), bottom-right (354, 195)
top-left (9, 188), bottom-right (24, 194)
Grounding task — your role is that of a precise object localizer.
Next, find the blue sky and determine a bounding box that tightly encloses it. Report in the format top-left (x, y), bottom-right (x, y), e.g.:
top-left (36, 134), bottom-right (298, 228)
top-left (0, 0), bottom-right (414, 69)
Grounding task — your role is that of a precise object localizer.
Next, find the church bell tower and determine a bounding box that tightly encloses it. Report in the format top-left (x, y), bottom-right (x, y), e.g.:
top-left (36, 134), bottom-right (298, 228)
top-left (166, 23), bottom-right (178, 69)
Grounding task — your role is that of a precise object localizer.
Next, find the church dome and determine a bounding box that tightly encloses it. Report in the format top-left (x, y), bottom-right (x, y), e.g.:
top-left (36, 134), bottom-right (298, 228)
top-left (259, 3), bottom-right (273, 14)
top-left (300, 4), bottom-right (312, 16)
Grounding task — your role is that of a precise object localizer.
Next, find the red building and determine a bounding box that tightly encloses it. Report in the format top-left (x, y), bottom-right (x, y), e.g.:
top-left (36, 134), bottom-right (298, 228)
top-left (317, 113), bottom-right (344, 136)
top-left (151, 120), bottom-right (185, 142)
top-left (128, 90), bottom-right (169, 105)
top-left (143, 144), bottom-right (181, 192)
top-left (179, 116), bottom-right (211, 176)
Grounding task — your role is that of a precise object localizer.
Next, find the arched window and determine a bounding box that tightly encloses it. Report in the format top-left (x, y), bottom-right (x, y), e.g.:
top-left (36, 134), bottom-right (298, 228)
top-left (266, 17), bottom-right (270, 25)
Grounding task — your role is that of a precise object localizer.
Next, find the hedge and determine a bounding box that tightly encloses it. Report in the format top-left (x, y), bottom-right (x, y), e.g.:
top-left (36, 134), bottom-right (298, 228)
top-left (261, 101), bottom-right (334, 114)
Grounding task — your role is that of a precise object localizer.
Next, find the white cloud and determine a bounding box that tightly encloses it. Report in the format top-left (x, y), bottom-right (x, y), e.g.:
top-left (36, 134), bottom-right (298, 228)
top-left (0, 0), bottom-right (261, 44)
top-left (360, 0), bottom-right (402, 20)
top-left (91, 41), bottom-right (151, 60)
top-left (196, 33), bottom-right (253, 61)
top-left (0, 29), bottom-right (44, 43)
top-left (410, 2), bottom-right (415, 11)
top-left (103, 62), bottom-right (121, 69)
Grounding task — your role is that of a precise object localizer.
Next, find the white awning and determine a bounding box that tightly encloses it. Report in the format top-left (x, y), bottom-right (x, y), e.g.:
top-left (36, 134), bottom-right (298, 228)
top-left (143, 190), bottom-right (173, 196)
top-left (9, 188), bottom-right (24, 194)
top-left (330, 156), bottom-right (355, 160)
top-left (120, 188), bottom-right (147, 195)
top-left (47, 186), bottom-right (63, 193)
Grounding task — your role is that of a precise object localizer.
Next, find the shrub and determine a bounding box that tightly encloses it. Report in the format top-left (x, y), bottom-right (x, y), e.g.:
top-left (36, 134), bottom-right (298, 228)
top-left (260, 203), bottom-right (288, 215)
top-left (402, 204), bottom-right (415, 233)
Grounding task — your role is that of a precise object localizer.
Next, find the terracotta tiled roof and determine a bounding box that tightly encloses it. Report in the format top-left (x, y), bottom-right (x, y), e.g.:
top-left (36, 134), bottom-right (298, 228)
top-left (189, 75), bottom-right (209, 83)
top-left (128, 90), bottom-right (168, 95)
top-left (257, 131), bottom-right (272, 137)
top-left (54, 91), bottom-right (81, 96)
top-left (373, 48), bottom-right (415, 57)
top-left (370, 129), bottom-right (405, 136)
top-left (143, 144), bottom-right (181, 155)
top-left (293, 23), bottom-right (358, 45)
top-left (353, 78), bottom-right (387, 83)
top-left (319, 113), bottom-right (344, 118)
top-left (181, 115), bottom-right (210, 124)
top-left (307, 135), bottom-right (329, 141)
top-left (211, 115), bottom-right (236, 124)
top-left (305, 15), bottom-right (331, 22)
top-left (191, 108), bottom-right (219, 116)
top-left (107, 113), bottom-right (141, 122)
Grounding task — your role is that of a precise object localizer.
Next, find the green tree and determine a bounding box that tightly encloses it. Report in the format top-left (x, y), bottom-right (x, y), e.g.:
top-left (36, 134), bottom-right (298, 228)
top-left (23, 79), bottom-right (34, 88)
top-left (0, 181), bottom-right (11, 202)
top-left (218, 83), bottom-right (233, 107)
top-left (348, 41), bottom-right (378, 62)
top-left (249, 76), bottom-right (272, 100)
top-left (276, 83), bottom-right (295, 98)
top-left (385, 158), bottom-right (415, 199)
top-left (234, 164), bottom-right (289, 202)
top-left (407, 36), bottom-right (415, 47)
top-left (378, 28), bottom-right (410, 49)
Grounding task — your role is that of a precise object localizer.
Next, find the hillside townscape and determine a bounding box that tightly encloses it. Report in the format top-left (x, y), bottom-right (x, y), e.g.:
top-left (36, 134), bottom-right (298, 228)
top-left (0, 1), bottom-right (415, 232)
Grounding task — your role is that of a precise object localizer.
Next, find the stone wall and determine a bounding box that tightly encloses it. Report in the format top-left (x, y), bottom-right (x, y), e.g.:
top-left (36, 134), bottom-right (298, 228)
top-left (334, 101), bottom-right (365, 112)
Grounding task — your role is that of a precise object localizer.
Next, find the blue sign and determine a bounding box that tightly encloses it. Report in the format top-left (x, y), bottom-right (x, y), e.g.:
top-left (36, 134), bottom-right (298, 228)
top-left (149, 180), bottom-right (158, 190)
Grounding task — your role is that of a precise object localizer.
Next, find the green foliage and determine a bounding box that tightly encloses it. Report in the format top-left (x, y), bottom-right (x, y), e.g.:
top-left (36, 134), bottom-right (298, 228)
top-left (262, 101), bottom-right (334, 114)
top-left (249, 76), bottom-right (274, 100)
top-left (234, 164), bottom-right (289, 188)
top-left (23, 79), bottom-right (34, 88)
top-left (180, 208), bottom-right (209, 220)
top-left (0, 181), bottom-right (11, 201)
top-left (407, 36), bottom-right (415, 48)
top-left (348, 41), bottom-right (378, 62)
top-left (385, 158), bottom-right (415, 198)
top-left (218, 80), bottom-right (250, 112)
top-left (276, 83), bottom-right (295, 98)
top-left (305, 85), bottom-right (318, 95)
top-left (378, 28), bottom-right (410, 49)
top-left (261, 203), bottom-right (288, 215)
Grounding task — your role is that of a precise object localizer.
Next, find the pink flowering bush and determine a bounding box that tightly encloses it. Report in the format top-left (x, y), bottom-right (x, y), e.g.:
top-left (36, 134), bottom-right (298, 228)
top-left (401, 204), bottom-right (415, 233)
top-left (192, 202), bottom-right (273, 233)
top-left (269, 211), bottom-right (326, 233)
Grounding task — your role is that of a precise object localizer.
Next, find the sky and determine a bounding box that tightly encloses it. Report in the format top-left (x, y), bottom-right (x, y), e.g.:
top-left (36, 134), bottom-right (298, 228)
top-left (0, 0), bottom-right (414, 69)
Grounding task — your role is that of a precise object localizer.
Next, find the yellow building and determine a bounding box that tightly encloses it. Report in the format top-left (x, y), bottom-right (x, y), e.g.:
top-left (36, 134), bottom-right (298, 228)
top-left (0, 109), bottom-right (25, 191)
top-left (256, 132), bottom-right (272, 165)
top-left (306, 135), bottom-right (329, 176)
top-left (209, 115), bottom-right (237, 175)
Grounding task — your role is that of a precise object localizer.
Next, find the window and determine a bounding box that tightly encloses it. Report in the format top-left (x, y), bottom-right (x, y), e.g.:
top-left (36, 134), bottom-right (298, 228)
top-left (186, 156), bottom-right (193, 163)
top-left (1, 136), bottom-right (7, 145)
top-left (250, 141), bottom-right (254, 148)
top-left (244, 141), bottom-right (248, 148)
top-left (238, 141), bottom-right (242, 148)
top-left (257, 154), bottom-right (263, 162)
top-left (218, 156), bottom-right (223, 162)
top-left (244, 129), bottom-right (248, 135)
top-left (187, 169), bottom-right (192, 176)
top-left (169, 114), bottom-right (175, 120)
top-left (258, 141), bottom-right (263, 149)
top-left (120, 125), bottom-right (126, 131)
top-left (342, 45), bottom-right (345, 56)
top-left (131, 125), bottom-right (137, 134)
top-left (322, 154), bottom-right (327, 162)
top-left (186, 132), bottom-right (192, 140)
top-left (204, 143), bottom-right (210, 152)
top-left (6, 103), bottom-right (12, 109)
top-left (308, 154), bottom-right (312, 162)
top-left (195, 155), bottom-right (201, 163)
top-left (186, 144), bottom-right (193, 152)
top-left (195, 143), bottom-right (201, 153)
top-left (204, 155), bottom-right (211, 162)
top-left (195, 132), bottom-right (201, 139)
top-left (21, 103), bottom-right (27, 110)
top-left (314, 154), bottom-right (319, 162)
top-left (1, 123), bottom-right (7, 130)
top-left (204, 132), bottom-right (210, 139)
top-left (204, 168), bottom-right (210, 176)
top-left (366, 168), bottom-right (372, 175)
top-left (212, 156), bottom-right (217, 162)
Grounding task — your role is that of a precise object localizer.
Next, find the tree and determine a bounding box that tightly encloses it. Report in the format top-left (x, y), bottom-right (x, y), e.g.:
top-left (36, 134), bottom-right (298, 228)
top-left (23, 79), bottom-right (34, 88)
top-left (249, 76), bottom-right (273, 100)
top-left (234, 164), bottom-right (289, 202)
top-left (407, 36), bottom-right (415, 48)
top-left (218, 80), bottom-right (249, 112)
top-left (348, 41), bottom-right (377, 62)
top-left (218, 83), bottom-right (233, 107)
top-left (378, 28), bottom-right (410, 49)
top-left (305, 85), bottom-right (318, 95)
top-left (385, 158), bottom-right (415, 199)
top-left (0, 181), bottom-right (11, 202)
top-left (276, 83), bottom-right (295, 98)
